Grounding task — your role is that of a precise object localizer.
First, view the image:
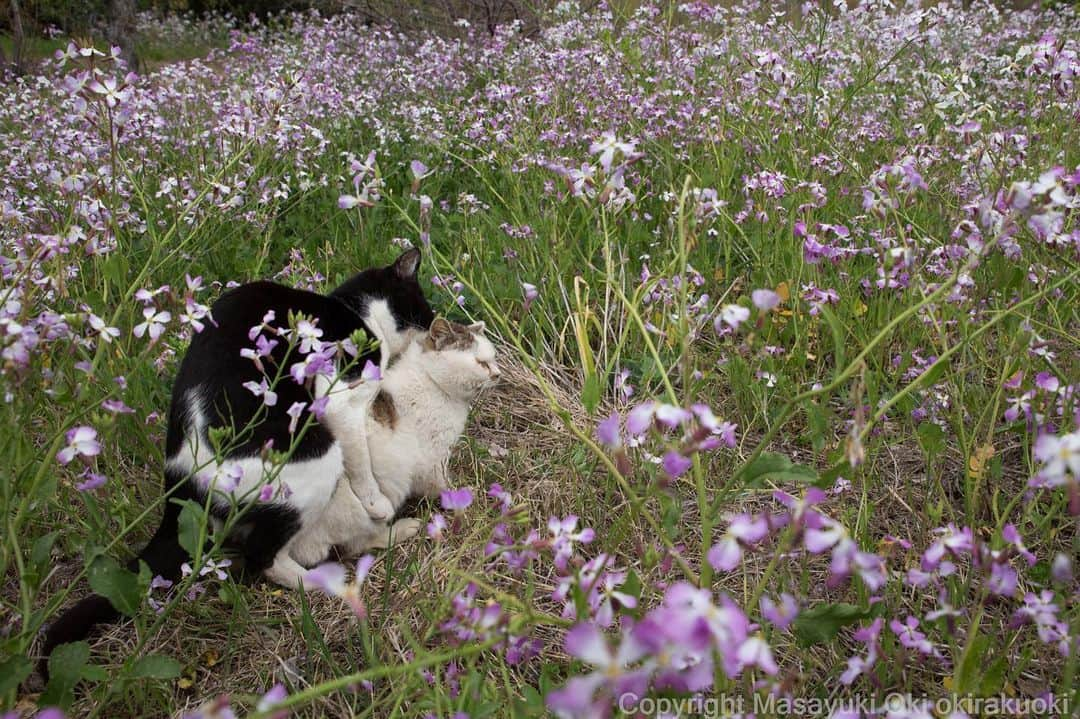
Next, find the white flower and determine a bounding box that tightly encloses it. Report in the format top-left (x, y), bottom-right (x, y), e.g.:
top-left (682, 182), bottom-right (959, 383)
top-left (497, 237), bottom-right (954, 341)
top-left (133, 307), bottom-right (171, 341)
top-left (589, 132), bottom-right (637, 172)
top-left (1032, 431), bottom-right (1080, 487)
top-left (719, 304), bottom-right (751, 329)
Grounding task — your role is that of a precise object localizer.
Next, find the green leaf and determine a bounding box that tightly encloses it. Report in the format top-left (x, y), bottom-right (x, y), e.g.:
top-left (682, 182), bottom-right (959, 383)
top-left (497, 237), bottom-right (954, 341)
top-left (954, 634), bottom-right (990, 694)
top-left (26, 531), bottom-right (60, 588)
top-left (41, 641), bottom-right (90, 709)
top-left (819, 457), bottom-right (850, 488)
top-left (581, 372), bottom-right (601, 415)
top-left (81, 665), bottom-right (109, 682)
top-left (817, 307), bottom-right (847, 381)
top-left (31, 531), bottom-right (59, 570)
top-left (917, 359), bottom-right (948, 389)
top-left (742, 452), bottom-right (819, 487)
top-left (917, 422), bottom-right (945, 457)
top-left (88, 555), bottom-right (143, 617)
top-left (522, 684), bottom-right (544, 709)
top-left (130, 654), bottom-right (182, 680)
top-left (978, 655), bottom-right (1007, 696)
top-left (101, 252), bottom-right (129, 290)
top-left (804, 400), bottom-right (828, 453)
top-left (0, 655), bottom-right (32, 695)
top-left (177, 499), bottom-right (204, 558)
top-left (621, 569), bottom-right (642, 602)
top-left (792, 603), bottom-right (874, 648)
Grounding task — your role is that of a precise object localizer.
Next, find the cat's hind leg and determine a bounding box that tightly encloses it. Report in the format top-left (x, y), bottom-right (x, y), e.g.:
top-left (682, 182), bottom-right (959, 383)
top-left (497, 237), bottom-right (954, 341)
top-left (317, 375), bottom-right (394, 521)
top-left (239, 504), bottom-right (304, 585)
top-left (413, 461), bottom-right (450, 500)
top-left (339, 517), bottom-right (423, 555)
top-left (289, 477), bottom-right (373, 568)
top-left (264, 548), bottom-right (315, 589)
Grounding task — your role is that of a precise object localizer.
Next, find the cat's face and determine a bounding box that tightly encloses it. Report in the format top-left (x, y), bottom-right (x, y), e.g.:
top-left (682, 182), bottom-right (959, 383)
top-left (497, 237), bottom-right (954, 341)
top-left (422, 318), bottom-right (501, 397)
top-left (332, 248), bottom-right (435, 358)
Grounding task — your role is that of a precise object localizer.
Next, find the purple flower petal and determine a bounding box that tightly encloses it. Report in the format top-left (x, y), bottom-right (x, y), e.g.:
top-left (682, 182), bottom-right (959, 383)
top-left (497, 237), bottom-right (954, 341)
top-left (661, 451), bottom-right (692, 478)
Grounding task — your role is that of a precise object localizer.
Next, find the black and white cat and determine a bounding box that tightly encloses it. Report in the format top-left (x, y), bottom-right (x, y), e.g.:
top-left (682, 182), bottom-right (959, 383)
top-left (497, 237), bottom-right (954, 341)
top-left (41, 248), bottom-right (434, 662)
top-left (285, 318), bottom-right (501, 575)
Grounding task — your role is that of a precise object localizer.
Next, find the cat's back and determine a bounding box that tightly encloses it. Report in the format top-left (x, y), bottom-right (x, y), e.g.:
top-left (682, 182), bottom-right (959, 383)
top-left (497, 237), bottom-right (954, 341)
top-left (204, 281), bottom-right (358, 342)
top-left (165, 281), bottom-right (359, 459)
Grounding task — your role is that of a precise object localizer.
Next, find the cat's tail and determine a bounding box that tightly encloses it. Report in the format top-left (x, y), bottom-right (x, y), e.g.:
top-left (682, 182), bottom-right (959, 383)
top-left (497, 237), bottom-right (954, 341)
top-left (39, 481), bottom-right (190, 675)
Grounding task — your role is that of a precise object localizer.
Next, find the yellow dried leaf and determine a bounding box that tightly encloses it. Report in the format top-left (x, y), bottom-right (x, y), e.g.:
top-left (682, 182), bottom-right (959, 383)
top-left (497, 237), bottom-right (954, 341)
top-left (178, 665), bottom-right (197, 690)
top-left (968, 443), bottom-right (995, 480)
top-left (202, 649), bottom-right (220, 667)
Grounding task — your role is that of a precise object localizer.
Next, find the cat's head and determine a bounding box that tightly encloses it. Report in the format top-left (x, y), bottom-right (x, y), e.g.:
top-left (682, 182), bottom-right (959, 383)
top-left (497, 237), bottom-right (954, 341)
top-left (331, 248), bottom-right (435, 358)
top-left (421, 318), bottom-right (501, 398)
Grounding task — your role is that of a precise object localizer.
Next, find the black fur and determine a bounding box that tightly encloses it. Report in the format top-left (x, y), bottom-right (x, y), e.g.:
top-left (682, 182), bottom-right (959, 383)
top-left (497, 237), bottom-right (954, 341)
top-left (41, 248), bottom-right (434, 670)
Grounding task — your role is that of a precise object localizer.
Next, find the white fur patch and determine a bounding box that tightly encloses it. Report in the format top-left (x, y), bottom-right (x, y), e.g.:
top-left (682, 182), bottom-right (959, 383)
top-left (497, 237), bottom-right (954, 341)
top-left (285, 327), bottom-right (500, 569)
top-left (165, 388), bottom-right (343, 526)
top-left (362, 298), bottom-right (401, 366)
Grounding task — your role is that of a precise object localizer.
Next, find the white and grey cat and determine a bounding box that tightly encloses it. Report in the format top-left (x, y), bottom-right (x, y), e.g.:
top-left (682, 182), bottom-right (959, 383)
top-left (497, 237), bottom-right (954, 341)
top-left (282, 318), bottom-right (500, 582)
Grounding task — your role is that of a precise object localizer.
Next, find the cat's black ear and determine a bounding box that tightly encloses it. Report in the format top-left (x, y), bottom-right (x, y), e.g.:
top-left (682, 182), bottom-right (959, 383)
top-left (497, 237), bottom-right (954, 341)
top-left (392, 248), bottom-right (421, 280)
top-left (429, 317), bottom-right (454, 349)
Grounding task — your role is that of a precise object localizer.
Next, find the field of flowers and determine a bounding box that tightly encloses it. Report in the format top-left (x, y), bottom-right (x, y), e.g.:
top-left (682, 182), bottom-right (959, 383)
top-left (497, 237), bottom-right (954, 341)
top-left (1, 1), bottom-right (1077, 716)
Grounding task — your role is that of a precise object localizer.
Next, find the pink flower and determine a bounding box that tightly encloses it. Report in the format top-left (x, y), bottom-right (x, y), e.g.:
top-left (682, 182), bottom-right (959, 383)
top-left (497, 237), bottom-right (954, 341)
top-left (360, 359), bottom-right (381, 382)
top-left (339, 194), bottom-right (372, 210)
top-left (890, 616), bottom-right (937, 656)
top-left (760, 593), bottom-right (799, 631)
top-left (707, 514), bottom-right (769, 572)
top-left (305, 555), bottom-right (375, 617)
top-left (653, 404), bottom-right (692, 429)
top-left (548, 515), bottom-right (595, 571)
top-left (242, 378), bottom-right (278, 407)
top-left (427, 513), bottom-right (447, 541)
top-left (521, 282), bottom-right (538, 310)
top-left (286, 401), bottom-right (307, 434)
top-left (1032, 431), bottom-right (1080, 487)
top-left (545, 623), bottom-right (649, 718)
top-left (751, 289), bottom-right (781, 311)
top-left (57, 426), bottom-right (102, 464)
top-left (661, 450), bottom-right (692, 478)
top-left (487, 483), bottom-right (512, 515)
top-left (736, 635), bottom-right (778, 675)
top-left (595, 412), bottom-right (621, 449)
top-left (626, 401), bottom-right (656, 435)
top-left (441, 488), bottom-right (473, 511)
top-left (410, 159), bottom-right (430, 180)
top-left (75, 471), bottom-right (107, 492)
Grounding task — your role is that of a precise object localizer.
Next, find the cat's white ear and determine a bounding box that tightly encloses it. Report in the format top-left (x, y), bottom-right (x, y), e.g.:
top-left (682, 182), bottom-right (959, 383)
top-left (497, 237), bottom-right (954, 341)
top-left (467, 321), bottom-right (486, 334)
top-left (392, 247), bottom-right (421, 280)
top-left (429, 317), bottom-right (454, 350)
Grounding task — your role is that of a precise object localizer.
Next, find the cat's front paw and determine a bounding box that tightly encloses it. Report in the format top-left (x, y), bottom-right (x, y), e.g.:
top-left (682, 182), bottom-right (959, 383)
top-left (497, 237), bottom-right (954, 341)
top-left (362, 491), bottom-right (394, 521)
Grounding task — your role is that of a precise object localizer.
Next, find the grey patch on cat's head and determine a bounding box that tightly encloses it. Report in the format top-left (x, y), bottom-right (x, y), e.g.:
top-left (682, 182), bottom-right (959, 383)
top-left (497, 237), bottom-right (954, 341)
top-left (424, 317), bottom-right (477, 352)
top-left (371, 390), bottom-right (397, 429)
